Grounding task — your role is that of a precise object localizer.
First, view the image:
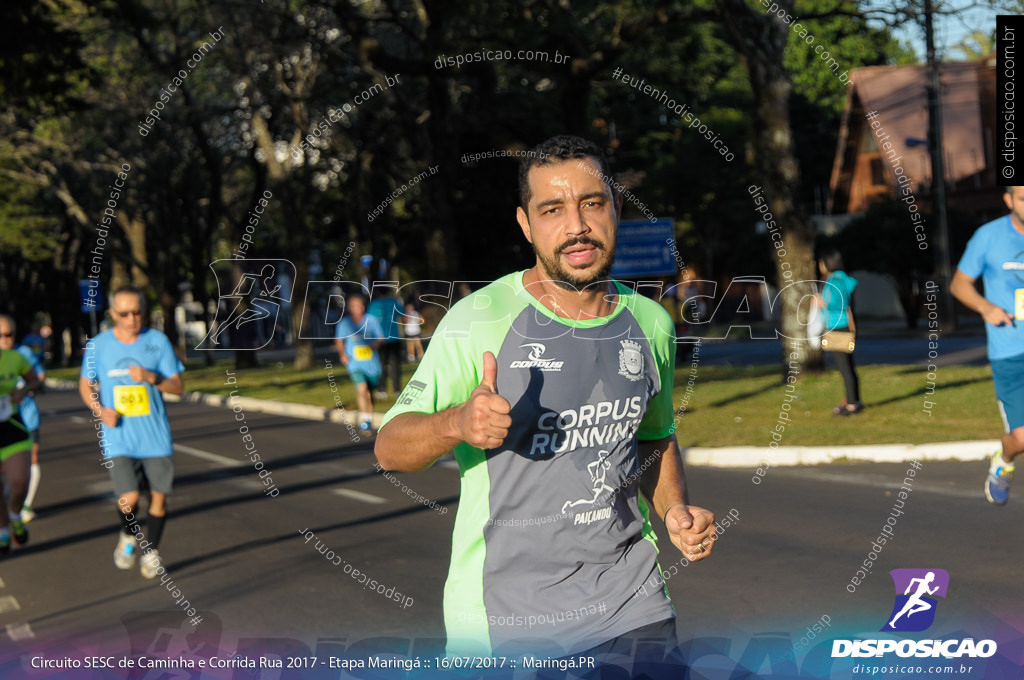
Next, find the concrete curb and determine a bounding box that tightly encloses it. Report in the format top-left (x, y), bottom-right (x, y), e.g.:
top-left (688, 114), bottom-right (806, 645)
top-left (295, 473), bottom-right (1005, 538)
top-left (46, 378), bottom-right (385, 428)
top-left (681, 440), bottom-right (996, 467)
top-left (51, 378), bottom-right (996, 464)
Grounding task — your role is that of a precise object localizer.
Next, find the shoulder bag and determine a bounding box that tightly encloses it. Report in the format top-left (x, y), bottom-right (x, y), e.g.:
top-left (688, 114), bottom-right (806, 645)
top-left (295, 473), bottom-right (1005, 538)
top-left (821, 307), bottom-right (855, 353)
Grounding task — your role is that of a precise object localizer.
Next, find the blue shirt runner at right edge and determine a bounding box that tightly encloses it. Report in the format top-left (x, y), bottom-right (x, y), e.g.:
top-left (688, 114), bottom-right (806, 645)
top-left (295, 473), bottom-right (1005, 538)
top-left (956, 214), bottom-right (1024, 360)
top-left (953, 192), bottom-right (1024, 505)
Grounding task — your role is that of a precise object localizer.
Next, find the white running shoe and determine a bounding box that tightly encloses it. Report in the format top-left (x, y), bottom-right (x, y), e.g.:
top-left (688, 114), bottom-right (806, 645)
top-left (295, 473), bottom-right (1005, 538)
top-left (114, 532), bottom-right (137, 569)
top-left (985, 451), bottom-right (1014, 505)
top-left (140, 550), bottom-right (162, 579)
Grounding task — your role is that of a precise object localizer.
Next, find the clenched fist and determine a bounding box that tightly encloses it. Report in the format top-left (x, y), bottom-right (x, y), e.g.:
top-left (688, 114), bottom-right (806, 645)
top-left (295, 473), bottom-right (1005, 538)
top-left (101, 407), bottom-right (121, 428)
top-left (665, 503), bottom-right (716, 562)
top-left (456, 351), bottom-right (512, 450)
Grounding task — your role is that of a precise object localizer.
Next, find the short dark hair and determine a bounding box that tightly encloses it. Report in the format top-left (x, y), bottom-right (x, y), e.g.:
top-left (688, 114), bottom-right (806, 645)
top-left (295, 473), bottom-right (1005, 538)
top-left (110, 286), bottom-right (145, 311)
top-left (818, 248), bottom-right (844, 273)
top-left (517, 135), bottom-right (612, 210)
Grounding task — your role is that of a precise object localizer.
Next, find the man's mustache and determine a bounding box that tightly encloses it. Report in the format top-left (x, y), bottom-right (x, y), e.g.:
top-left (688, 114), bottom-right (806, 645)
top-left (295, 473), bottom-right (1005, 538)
top-left (556, 236), bottom-right (605, 255)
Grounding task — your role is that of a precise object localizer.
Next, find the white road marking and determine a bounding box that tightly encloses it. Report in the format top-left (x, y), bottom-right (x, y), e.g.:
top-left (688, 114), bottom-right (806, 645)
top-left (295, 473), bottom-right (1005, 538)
top-left (173, 444), bottom-right (239, 468)
top-left (6, 622), bottom-right (33, 640)
top-left (85, 480), bottom-right (118, 495)
top-left (0, 596), bottom-right (20, 613)
top-left (783, 469), bottom-right (978, 499)
top-left (332, 489), bottom-right (388, 504)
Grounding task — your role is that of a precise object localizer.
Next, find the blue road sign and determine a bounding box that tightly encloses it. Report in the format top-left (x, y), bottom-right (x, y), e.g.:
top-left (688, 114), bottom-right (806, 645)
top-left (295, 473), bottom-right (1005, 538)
top-left (610, 218), bottom-right (676, 278)
top-left (80, 279), bottom-right (102, 313)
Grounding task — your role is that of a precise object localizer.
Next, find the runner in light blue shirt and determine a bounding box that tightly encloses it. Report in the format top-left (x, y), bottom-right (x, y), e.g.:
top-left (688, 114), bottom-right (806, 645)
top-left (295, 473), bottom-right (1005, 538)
top-left (78, 287), bottom-right (185, 578)
top-left (952, 186), bottom-right (1024, 505)
top-left (335, 294), bottom-right (383, 431)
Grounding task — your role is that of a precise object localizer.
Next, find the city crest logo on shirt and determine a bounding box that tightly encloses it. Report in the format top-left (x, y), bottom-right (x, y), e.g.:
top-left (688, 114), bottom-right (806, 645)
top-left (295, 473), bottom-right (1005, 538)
top-left (881, 568), bottom-right (948, 632)
top-left (617, 339), bottom-right (644, 382)
top-left (509, 343), bottom-right (563, 372)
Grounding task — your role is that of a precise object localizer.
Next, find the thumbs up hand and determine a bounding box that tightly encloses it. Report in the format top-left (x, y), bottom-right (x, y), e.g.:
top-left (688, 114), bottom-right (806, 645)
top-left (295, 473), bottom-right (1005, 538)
top-left (456, 351), bottom-right (512, 449)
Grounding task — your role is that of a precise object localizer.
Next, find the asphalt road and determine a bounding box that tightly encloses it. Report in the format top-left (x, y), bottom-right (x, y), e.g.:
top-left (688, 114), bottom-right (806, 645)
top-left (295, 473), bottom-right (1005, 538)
top-left (1, 387), bottom-right (1020, 676)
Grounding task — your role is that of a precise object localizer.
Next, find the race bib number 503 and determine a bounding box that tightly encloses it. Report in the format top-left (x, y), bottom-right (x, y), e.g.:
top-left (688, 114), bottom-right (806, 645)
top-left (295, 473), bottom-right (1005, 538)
top-left (113, 385), bottom-right (151, 417)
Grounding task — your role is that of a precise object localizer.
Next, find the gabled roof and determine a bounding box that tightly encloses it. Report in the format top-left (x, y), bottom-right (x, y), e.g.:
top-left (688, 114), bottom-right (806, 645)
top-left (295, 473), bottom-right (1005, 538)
top-left (829, 62), bottom-right (986, 214)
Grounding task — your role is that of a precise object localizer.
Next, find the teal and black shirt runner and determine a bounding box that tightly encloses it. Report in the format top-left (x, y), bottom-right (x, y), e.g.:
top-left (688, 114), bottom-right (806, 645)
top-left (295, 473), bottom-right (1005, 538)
top-left (382, 271), bottom-right (678, 658)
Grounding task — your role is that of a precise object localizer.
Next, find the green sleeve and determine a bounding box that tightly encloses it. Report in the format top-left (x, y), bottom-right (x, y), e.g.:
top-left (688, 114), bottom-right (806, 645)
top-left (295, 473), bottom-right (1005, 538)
top-left (380, 275), bottom-right (525, 429)
top-left (632, 293), bottom-right (677, 441)
top-left (16, 352), bottom-right (32, 377)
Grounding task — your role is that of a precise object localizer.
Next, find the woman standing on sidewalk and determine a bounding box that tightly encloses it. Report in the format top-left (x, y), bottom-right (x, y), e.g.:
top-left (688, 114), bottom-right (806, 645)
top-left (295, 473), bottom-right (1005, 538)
top-left (816, 249), bottom-right (863, 416)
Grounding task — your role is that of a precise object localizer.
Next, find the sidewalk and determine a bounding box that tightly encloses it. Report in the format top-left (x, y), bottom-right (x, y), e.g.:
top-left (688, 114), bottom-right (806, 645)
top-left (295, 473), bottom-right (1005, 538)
top-left (47, 377), bottom-right (382, 429)
top-left (682, 440), bottom-right (994, 467)
top-left (49, 379), bottom-right (997, 467)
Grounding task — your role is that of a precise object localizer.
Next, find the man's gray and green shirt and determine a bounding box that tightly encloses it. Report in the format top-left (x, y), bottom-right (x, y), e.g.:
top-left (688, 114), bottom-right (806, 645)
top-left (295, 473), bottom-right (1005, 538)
top-left (381, 271), bottom-right (678, 657)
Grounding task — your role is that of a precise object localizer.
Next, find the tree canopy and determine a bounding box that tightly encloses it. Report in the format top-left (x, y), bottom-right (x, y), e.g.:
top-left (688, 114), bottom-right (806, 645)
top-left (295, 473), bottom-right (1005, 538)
top-left (0, 0), bottom-right (980, 369)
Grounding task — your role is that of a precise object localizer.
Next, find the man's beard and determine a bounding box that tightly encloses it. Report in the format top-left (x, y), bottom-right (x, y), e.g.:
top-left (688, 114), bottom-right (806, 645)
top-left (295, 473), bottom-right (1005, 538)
top-left (533, 235), bottom-right (614, 291)
top-left (1013, 207), bottom-right (1024, 230)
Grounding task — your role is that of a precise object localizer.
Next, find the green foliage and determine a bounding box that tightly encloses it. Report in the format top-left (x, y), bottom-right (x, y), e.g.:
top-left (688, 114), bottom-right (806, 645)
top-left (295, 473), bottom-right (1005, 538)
top-left (829, 196), bottom-right (932, 274)
top-left (0, 171), bottom-right (62, 260)
top-left (786, 1), bottom-right (916, 115)
top-left (0, 0), bottom-right (93, 108)
top-left (783, 1), bottom-right (917, 212)
top-left (0, 0), bottom-right (942, 342)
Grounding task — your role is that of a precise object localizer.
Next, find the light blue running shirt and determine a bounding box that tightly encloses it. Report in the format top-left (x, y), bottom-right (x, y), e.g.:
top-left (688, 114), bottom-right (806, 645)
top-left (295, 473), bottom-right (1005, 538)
top-left (15, 346), bottom-right (43, 431)
top-left (957, 214), bottom-right (1024, 360)
top-left (336, 315), bottom-right (384, 379)
top-left (81, 328), bottom-right (184, 458)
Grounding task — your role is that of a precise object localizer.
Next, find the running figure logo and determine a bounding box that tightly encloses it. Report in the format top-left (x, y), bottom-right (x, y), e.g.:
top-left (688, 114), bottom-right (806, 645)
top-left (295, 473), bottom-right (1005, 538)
top-left (881, 569), bottom-right (949, 632)
top-left (197, 259), bottom-right (295, 351)
top-left (561, 450), bottom-right (616, 515)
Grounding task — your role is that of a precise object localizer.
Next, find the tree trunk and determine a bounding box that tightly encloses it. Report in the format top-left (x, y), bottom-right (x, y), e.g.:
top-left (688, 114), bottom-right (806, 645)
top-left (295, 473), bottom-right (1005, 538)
top-left (716, 0), bottom-right (823, 374)
top-left (292, 257), bottom-right (314, 370)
